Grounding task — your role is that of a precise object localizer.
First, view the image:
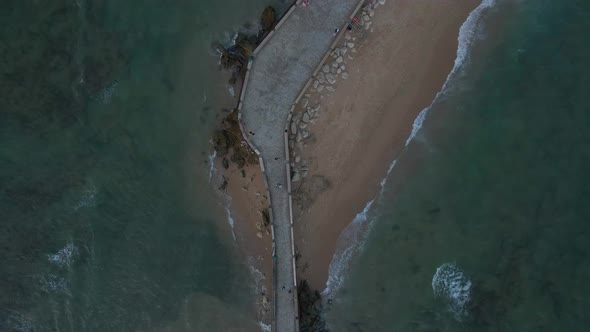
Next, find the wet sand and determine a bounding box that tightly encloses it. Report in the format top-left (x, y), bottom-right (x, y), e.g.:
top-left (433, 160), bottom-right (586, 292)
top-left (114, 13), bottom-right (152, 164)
top-left (291, 0), bottom-right (479, 291)
top-left (220, 161), bottom-right (274, 324)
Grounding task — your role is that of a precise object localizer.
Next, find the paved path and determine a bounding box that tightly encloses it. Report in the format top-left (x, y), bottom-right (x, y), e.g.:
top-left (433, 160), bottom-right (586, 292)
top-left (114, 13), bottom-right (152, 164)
top-left (240, 0), bottom-right (360, 331)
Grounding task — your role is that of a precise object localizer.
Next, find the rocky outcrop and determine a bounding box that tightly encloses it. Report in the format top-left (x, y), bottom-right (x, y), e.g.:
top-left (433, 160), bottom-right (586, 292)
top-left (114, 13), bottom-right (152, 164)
top-left (298, 280), bottom-right (328, 332)
top-left (215, 6), bottom-right (278, 84)
top-left (260, 6), bottom-right (277, 32)
top-left (256, 208), bottom-right (271, 238)
top-left (288, 103), bottom-right (322, 182)
top-left (286, 2), bottom-right (380, 212)
top-left (212, 109), bottom-right (258, 168)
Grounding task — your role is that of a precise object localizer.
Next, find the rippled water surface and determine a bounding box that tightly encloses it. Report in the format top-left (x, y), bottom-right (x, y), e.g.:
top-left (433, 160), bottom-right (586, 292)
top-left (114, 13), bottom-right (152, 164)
top-left (326, 0), bottom-right (590, 331)
top-left (0, 0), bottom-right (288, 331)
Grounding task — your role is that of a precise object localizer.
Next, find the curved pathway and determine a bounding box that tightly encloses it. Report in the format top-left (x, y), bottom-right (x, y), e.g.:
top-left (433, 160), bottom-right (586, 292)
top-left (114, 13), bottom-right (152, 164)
top-left (240, 0), bottom-right (361, 331)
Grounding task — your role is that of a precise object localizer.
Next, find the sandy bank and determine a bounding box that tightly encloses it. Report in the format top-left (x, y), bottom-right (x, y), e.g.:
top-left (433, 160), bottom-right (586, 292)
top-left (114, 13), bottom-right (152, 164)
top-left (290, 0), bottom-right (479, 291)
top-left (217, 160), bottom-right (274, 325)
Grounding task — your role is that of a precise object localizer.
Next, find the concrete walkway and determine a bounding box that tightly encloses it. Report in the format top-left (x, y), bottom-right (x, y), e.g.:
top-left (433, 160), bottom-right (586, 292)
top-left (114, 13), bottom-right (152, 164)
top-left (240, 0), bottom-right (361, 331)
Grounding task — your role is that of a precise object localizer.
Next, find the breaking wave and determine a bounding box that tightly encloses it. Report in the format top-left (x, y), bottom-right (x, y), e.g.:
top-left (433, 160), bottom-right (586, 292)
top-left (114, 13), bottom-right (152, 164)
top-left (73, 181), bottom-right (97, 211)
top-left (322, 0), bottom-right (496, 297)
top-left (47, 242), bottom-right (79, 268)
top-left (224, 206), bottom-right (237, 241)
top-left (432, 262), bottom-right (472, 321)
top-left (0, 309), bottom-right (35, 332)
top-left (208, 149), bottom-right (217, 182)
top-left (408, 0), bottom-right (496, 146)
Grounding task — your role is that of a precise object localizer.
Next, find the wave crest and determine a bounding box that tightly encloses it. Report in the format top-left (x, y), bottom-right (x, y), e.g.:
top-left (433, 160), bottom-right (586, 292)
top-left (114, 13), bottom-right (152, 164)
top-left (47, 243), bottom-right (79, 268)
top-left (432, 262), bottom-right (472, 321)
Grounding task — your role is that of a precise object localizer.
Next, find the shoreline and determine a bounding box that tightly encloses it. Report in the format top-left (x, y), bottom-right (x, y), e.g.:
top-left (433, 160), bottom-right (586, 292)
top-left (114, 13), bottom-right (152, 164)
top-left (323, 0), bottom-right (497, 299)
top-left (209, 69), bottom-right (274, 329)
top-left (290, 0), bottom-right (481, 293)
top-left (219, 161), bottom-right (274, 325)
top-left (211, 0), bottom-right (488, 329)
top-left (209, 3), bottom-right (300, 329)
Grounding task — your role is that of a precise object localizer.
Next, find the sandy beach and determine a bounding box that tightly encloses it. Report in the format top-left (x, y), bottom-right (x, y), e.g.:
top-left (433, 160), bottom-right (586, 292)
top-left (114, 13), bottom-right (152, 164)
top-left (210, 77), bottom-right (275, 325)
top-left (290, 0), bottom-right (479, 291)
top-left (215, 0), bottom-right (480, 326)
top-left (217, 160), bottom-right (274, 324)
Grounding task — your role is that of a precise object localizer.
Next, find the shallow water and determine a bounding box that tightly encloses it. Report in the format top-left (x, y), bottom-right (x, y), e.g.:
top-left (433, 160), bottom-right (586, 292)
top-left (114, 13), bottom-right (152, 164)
top-left (325, 0), bottom-right (590, 331)
top-left (0, 0), bottom-right (288, 331)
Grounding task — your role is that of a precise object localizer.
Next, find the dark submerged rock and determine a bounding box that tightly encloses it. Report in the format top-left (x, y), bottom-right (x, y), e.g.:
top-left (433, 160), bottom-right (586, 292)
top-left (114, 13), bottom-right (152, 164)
top-left (298, 280), bottom-right (328, 332)
top-left (212, 110), bottom-right (258, 169)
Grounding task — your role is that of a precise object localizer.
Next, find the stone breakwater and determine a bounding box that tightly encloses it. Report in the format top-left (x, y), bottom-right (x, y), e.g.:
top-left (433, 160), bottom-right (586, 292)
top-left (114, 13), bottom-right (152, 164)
top-left (288, 4), bottom-right (376, 186)
top-left (238, 0), bottom-right (365, 329)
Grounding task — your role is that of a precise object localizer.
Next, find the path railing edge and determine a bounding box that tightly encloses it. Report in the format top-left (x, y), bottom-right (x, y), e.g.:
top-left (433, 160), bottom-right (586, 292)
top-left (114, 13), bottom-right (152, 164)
top-left (284, 0), bottom-right (367, 330)
top-left (235, 0), bottom-right (368, 331)
top-left (282, 0), bottom-right (366, 325)
top-left (236, 2), bottom-right (302, 332)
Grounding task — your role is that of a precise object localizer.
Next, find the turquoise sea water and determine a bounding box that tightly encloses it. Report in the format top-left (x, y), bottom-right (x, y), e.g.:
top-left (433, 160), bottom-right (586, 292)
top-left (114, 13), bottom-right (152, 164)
top-left (0, 1), bottom-right (287, 331)
top-left (326, 0), bottom-right (590, 331)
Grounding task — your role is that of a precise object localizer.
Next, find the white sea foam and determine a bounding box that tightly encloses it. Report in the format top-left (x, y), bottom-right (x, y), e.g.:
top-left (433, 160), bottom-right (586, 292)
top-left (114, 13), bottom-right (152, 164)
top-left (324, 156), bottom-right (400, 296)
top-left (73, 181), bottom-right (97, 211)
top-left (47, 243), bottom-right (78, 267)
top-left (259, 321), bottom-right (271, 332)
top-left (97, 81), bottom-right (118, 104)
top-left (38, 273), bottom-right (70, 294)
top-left (405, 107), bottom-right (428, 146)
top-left (323, 199), bottom-right (374, 296)
top-left (380, 160), bottom-right (397, 187)
top-left (208, 149), bottom-right (217, 182)
top-left (324, 157), bottom-right (400, 296)
top-left (1, 309), bottom-right (35, 332)
top-left (224, 206), bottom-right (237, 241)
top-left (322, 0), bottom-right (496, 297)
top-left (432, 263), bottom-right (472, 321)
top-left (405, 0), bottom-right (496, 148)
top-left (248, 257), bottom-right (267, 294)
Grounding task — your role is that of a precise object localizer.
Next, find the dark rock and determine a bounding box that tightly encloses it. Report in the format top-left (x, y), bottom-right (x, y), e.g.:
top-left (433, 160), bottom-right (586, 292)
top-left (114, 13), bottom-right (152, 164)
top-left (298, 280), bottom-right (328, 332)
top-left (212, 109), bottom-right (258, 168)
top-left (214, 6), bottom-right (277, 85)
top-left (260, 6), bottom-right (277, 33)
top-left (261, 208), bottom-right (270, 228)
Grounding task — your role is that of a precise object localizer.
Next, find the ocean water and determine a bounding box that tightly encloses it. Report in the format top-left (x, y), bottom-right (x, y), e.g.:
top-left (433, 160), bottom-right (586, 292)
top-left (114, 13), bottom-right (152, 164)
top-left (0, 0), bottom-right (288, 331)
top-left (325, 0), bottom-right (590, 331)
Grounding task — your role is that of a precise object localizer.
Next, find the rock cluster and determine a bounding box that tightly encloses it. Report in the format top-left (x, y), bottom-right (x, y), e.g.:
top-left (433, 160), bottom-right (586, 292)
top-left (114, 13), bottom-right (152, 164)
top-left (286, 2), bottom-right (383, 186)
top-left (360, 3), bottom-right (377, 30)
top-left (216, 6), bottom-right (278, 85)
top-left (288, 103), bottom-right (321, 182)
top-left (255, 208), bottom-right (271, 238)
top-left (298, 280), bottom-right (327, 332)
top-left (309, 46), bottom-right (352, 95)
top-left (212, 109), bottom-right (258, 168)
